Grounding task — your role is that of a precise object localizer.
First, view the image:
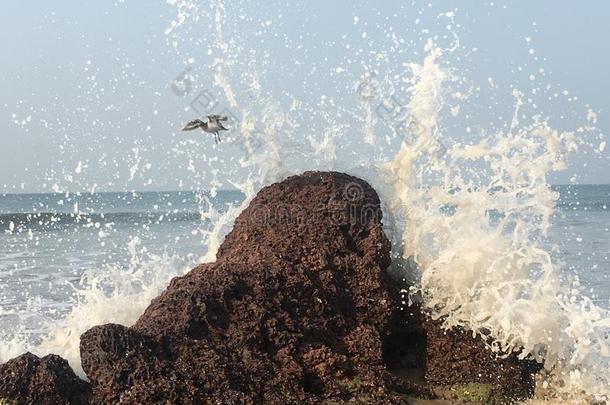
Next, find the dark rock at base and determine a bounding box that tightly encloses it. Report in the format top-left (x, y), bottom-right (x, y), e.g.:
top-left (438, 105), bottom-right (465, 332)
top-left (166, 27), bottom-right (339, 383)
top-left (383, 303), bottom-right (540, 401)
top-left (79, 323), bottom-right (171, 401)
top-left (80, 171), bottom-right (409, 404)
top-left (422, 316), bottom-right (540, 399)
top-left (0, 352), bottom-right (90, 405)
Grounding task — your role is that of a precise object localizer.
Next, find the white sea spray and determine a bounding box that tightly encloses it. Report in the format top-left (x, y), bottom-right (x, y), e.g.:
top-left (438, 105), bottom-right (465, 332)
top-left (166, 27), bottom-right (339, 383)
top-left (379, 39), bottom-right (609, 400)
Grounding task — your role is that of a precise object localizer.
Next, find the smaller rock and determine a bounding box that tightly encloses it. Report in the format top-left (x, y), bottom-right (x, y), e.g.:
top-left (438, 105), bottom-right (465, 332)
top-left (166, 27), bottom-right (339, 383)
top-left (422, 317), bottom-right (540, 400)
top-left (0, 352), bottom-right (90, 405)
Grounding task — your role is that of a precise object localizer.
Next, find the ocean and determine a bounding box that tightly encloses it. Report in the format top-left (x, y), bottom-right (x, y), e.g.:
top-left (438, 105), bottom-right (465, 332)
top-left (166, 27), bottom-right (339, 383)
top-left (0, 190), bottom-right (243, 344)
top-left (550, 185), bottom-right (610, 308)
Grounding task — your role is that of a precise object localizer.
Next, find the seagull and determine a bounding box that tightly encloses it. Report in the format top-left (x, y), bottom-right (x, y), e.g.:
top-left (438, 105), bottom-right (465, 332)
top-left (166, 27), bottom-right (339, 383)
top-left (182, 115), bottom-right (229, 144)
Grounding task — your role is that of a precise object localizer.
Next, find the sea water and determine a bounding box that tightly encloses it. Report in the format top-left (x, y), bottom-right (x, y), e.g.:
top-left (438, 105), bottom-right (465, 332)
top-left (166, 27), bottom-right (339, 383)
top-left (1, 1), bottom-right (609, 402)
top-left (0, 190), bottom-right (243, 335)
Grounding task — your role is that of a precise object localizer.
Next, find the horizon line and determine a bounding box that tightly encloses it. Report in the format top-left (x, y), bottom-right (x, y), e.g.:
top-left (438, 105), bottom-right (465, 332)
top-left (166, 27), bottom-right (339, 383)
top-left (2, 183), bottom-right (610, 196)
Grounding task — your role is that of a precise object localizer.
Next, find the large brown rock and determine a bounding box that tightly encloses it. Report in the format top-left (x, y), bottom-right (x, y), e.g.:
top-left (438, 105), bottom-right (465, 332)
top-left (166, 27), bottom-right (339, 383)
top-left (80, 171), bottom-right (406, 404)
top-left (1, 171), bottom-right (542, 404)
top-left (0, 352), bottom-right (90, 405)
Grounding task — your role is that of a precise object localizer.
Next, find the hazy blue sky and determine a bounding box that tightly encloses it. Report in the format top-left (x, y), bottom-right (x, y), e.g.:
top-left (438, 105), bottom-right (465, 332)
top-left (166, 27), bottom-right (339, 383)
top-left (1, 1), bottom-right (609, 192)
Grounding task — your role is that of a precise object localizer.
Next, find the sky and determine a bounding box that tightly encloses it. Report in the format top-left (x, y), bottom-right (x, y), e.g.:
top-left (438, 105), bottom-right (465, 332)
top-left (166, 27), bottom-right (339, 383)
top-left (1, 1), bottom-right (609, 193)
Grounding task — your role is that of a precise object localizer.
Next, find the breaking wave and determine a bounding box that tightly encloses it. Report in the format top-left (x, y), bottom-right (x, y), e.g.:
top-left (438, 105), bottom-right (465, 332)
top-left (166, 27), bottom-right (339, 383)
top-left (1, 1), bottom-right (608, 401)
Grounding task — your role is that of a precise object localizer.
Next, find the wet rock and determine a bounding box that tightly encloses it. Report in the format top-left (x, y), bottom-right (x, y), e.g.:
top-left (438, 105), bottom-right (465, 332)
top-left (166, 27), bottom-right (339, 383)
top-left (383, 302), bottom-right (540, 402)
top-left (80, 171), bottom-right (407, 404)
top-left (79, 323), bottom-right (172, 402)
top-left (0, 352), bottom-right (90, 405)
top-left (2, 171), bottom-right (544, 404)
top-left (422, 316), bottom-right (540, 400)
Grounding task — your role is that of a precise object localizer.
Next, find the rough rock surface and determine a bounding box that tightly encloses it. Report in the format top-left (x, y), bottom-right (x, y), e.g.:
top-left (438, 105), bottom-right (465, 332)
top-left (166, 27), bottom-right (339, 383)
top-left (383, 302), bottom-right (539, 400)
top-left (422, 316), bottom-right (540, 399)
top-left (80, 171), bottom-right (407, 404)
top-left (0, 352), bottom-right (90, 405)
top-left (0, 171), bottom-right (542, 404)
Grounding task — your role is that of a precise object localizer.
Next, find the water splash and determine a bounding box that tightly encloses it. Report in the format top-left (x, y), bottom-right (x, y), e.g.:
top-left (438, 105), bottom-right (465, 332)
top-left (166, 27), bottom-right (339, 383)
top-left (380, 39), bottom-right (609, 400)
top-left (2, 1), bottom-right (608, 401)
top-left (160, 3), bottom-right (609, 397)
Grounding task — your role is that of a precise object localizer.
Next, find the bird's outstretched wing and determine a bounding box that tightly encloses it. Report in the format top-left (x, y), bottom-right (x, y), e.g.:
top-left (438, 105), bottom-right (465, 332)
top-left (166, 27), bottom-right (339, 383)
top-left (182, 119), bottom-right (205, 131)
top-left (207, 114), bottom-right (228, 122)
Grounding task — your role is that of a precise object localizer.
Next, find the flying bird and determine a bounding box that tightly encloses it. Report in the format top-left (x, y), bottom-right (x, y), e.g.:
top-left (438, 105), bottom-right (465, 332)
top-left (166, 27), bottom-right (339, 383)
top-left (182, 115), bottom-right (229, 144)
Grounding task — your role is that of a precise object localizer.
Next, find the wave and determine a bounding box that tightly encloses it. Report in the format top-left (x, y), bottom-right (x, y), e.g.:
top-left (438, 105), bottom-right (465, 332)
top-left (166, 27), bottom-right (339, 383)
top-left (556, 200), bottom-right (610, 211)
top-left (0, 211), bottom-right (206, 231)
